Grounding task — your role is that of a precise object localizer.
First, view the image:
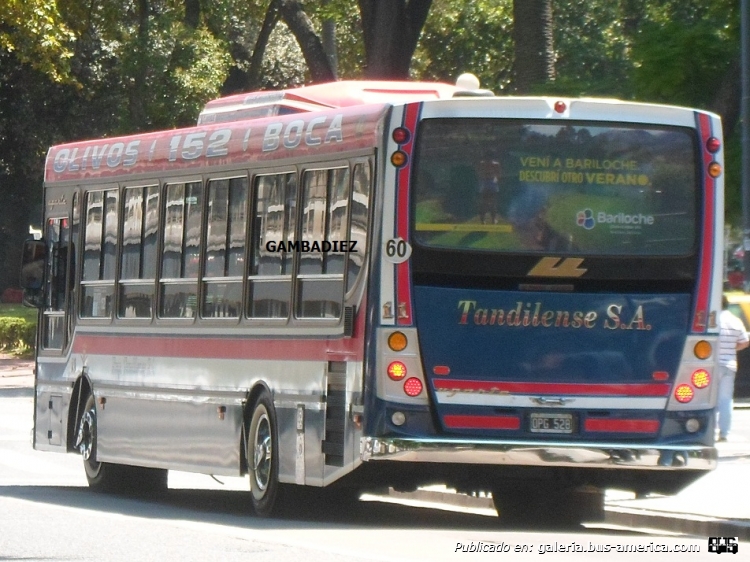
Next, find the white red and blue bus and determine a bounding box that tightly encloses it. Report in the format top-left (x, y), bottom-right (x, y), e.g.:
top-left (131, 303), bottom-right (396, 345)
top-left (21, 78), bottom-right (723, 523)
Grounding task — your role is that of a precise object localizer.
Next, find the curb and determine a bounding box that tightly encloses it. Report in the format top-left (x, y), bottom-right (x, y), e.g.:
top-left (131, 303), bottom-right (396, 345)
top-left (387, 488), bottom-right (750, 538)
top-left (604, 507), bottom-right (750, 539)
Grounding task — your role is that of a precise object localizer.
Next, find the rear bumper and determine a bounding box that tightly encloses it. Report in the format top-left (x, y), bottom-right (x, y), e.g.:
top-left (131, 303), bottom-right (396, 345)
top-left (361, 437), bottom-right (716, 471)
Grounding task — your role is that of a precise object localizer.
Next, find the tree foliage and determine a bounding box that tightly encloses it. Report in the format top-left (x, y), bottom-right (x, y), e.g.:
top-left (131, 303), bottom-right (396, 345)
top-left (414, 0), bottom-right (513, 91)
top-left (0, 0), bottom-right (76, 81)
top-left (0, 0), bottom-right (743, 292)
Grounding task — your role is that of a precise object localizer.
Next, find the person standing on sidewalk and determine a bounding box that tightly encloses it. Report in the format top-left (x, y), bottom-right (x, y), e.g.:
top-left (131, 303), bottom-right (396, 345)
top-left (717, 296), bottom-right (749, 441)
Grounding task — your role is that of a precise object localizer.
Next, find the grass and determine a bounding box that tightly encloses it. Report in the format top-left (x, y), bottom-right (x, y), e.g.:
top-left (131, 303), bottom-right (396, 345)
top-left (0, 303), bottom-right (38, 323)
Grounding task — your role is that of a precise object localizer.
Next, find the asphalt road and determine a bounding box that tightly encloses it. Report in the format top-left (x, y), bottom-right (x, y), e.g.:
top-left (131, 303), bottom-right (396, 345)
top-left (0, 391), bottom-right (728, 561)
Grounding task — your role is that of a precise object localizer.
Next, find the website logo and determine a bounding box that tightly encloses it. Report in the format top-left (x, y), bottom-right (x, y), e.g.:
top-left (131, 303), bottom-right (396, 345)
top-left (576, 209), bottom-right (595, 230)
top-left (708, 537), bottom-right (738, 554)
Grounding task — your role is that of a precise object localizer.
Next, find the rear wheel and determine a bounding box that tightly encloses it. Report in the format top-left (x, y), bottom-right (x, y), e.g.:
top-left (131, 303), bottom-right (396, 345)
top-left (75, 394), bottom-right (167, 494)
top-left (247, 391), bottom-right (281, 516)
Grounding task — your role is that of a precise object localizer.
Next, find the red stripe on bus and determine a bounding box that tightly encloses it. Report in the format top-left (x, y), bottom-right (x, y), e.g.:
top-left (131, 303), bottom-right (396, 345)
top-left (395, 103), bottom-right (421, 326)
top-left (584, 418), bottom-right (660, 433)
top-left (433, 379), bottom-right (671, 396)
top-left (72, 332), bottom-right (364, 362)
top-left (692, 112), bottom-right (715, 333)
top-left (443, 415), bottom-right (521, 430)
top-left (71, 303), bottom-right (367, 362)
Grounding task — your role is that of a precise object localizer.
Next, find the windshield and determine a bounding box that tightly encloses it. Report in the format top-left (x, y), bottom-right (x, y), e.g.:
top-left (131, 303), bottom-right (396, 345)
top-left (412, 119), bottom-right (697, 256)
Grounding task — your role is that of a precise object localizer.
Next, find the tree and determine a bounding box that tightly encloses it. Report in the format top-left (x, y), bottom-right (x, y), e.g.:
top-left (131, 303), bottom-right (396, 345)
top-left (0, 0), bottom-right (75, 82)
top-left (511, 0), bottom-right (554, 93)
top-left (414, 0), bottom-right (513, 91)
top-left (358, 0), bottom-right (433, 79)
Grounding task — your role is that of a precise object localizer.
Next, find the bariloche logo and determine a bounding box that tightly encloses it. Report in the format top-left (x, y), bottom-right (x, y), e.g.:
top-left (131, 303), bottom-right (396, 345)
top-left (577, 209), bottom-right (595, 230)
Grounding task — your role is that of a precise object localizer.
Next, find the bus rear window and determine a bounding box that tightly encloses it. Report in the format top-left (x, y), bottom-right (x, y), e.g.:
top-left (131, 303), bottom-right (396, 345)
top-left (412, 119), bottom-right (697, 256)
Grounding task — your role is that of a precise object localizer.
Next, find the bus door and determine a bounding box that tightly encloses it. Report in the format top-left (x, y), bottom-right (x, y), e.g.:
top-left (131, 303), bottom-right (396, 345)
top-left (40, 214), bottom-right (74, 354)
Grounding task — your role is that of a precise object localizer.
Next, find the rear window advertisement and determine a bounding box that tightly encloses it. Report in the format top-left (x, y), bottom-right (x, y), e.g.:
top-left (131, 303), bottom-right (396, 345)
top-left (412, 120), bottom-right (697, 256)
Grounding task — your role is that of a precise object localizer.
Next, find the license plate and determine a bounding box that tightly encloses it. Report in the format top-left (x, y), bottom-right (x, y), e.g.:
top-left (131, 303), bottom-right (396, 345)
top-left (529, 412), bottom-right (575, 434)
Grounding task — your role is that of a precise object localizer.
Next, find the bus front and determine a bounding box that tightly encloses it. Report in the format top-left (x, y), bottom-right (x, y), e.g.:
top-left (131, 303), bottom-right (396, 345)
top-left (363, 97), bottom-right (721, 520)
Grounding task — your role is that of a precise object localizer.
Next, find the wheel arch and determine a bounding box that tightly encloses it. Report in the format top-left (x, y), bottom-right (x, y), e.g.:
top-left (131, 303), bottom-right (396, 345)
top-left (66, 372), bottom-right (93, 452)
top-left (240, 381), bottom-right (273, 475)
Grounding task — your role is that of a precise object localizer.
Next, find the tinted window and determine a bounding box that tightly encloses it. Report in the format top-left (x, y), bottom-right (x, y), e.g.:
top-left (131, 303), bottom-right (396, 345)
top-left (203, 177), bottom-right (248, 319)
top-left (248, 173), bottom-right (297, 318)
top-left (119, 185), bottom-right (159, 319)
top-left (160, 181), bottom-right (203, 319)
top-left (81, 189), bottom-right (118, 318)
top-left (413, 120), bottom-right (697, 256)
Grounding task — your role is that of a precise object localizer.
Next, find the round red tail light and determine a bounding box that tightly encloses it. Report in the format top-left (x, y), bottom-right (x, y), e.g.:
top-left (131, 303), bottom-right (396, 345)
top-left (387, 361), bottom-right (407, 380)
top-left (706, 137), bottom-right (721, 153)
top-left (674, 384), bottom-right (694, 403)
top-left (392, 127), bottom-right (410, 144)
top-left (691, 369), bottom-right (710, 389)
top-left (403, 377), bottom-right (423, 397)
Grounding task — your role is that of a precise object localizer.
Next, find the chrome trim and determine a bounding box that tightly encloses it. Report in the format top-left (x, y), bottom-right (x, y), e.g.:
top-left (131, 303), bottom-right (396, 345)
top-left (435, 390), bottom-right (667, 410)
top-left (531, 396), bottom-right (572, 405)
top-left (360, 437), bottom-right (716, 471)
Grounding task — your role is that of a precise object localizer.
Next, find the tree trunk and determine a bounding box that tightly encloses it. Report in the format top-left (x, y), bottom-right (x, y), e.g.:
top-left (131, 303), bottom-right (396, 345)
top-left (710, 56), bottom-right (741, 139)
top-left (184, 0), bottom-right (200, 29)
top-left (511, 0), bottom-right (555, 94)
top-left (246, 0), bottom-right (282, 89)
top-left (358, 0), bottom-right (432, 79)
top-left (128, 0), bottom-right (149, 130)
top-left (278, 0), bottom-right (335, 83)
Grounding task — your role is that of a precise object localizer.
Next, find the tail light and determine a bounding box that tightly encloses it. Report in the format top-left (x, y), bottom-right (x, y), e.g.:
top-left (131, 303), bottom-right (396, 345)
top-left (403, 377), bottom-right (423, 397)
top-left (387, 361), bottom-right (407, 381)
top-left (674, 384), bottom-right (694, 403)
top-left (691, 369), bottom-right (710, 389)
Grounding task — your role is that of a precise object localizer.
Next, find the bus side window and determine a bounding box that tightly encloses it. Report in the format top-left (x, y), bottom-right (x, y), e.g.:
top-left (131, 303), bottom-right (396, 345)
top-left (296, 167), bottom-right (349, 319)
top-left (159, 181), bottom-right (203, 319)
top-left (80, 189), bottom-right (118, 319)
top-left (202, 176), bottom-right (247, 319)
top-left (347, 162), bottom-right (371, 294)
top-left (248, 173), bottom-right (296, 319)
top-left (119, 185), bottom-right (159, 319)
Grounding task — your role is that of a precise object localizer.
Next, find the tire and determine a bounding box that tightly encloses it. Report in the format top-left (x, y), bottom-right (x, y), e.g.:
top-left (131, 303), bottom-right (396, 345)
top-left (76, 394), bottom-right (113, 491)
top-left (247, 391), bottom-right (281, 516)
top-left (75, 393), bottom-right (167, 495)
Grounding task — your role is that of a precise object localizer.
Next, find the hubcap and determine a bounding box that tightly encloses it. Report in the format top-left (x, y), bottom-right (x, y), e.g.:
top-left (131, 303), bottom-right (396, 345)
top-left (252, 413), bottom-right (272, 491)
top-left (76, 408), bottom-right (95, 461)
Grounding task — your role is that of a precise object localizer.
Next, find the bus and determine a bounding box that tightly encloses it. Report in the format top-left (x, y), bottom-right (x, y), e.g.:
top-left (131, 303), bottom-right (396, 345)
top-left (21, 78), bottom-right (722, 524)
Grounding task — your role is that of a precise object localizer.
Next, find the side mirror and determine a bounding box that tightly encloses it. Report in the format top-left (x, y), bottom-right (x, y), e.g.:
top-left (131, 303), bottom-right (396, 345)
top-left (20, 239), bottom-right (46, 292)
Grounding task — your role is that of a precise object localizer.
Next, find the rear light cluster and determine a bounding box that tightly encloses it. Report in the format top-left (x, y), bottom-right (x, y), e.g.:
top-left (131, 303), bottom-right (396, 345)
top-left (672, 341), bottom-right (713, 404)
top-left (390, 127), bottom-right (410, 168)
top-left (706, 136), bottom-right (722, 178)
top-left (673, 366), bottom-right (712, 404)
top-left (386, 331), bottom-right (424, 398)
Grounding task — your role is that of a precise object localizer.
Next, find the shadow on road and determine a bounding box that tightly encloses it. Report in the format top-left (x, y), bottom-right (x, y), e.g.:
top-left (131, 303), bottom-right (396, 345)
top-left (0, 484), bottom-right (632, 535)
top-left (0, 485), bottom-right (504, 532)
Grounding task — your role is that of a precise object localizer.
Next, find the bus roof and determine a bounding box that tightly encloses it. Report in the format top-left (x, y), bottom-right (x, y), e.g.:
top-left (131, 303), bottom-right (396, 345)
top-left (197, 80), bottom-right (463, 124)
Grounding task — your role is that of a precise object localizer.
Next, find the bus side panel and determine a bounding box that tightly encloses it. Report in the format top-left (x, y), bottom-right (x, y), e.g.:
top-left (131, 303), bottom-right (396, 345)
top-left (35, 362), bottom-right (73, 453)
top-left (84, 354), bottom-right (328, 476)
top-left (276, 361), bottom-right (365, 487)
top-left (96, 392), bottom-right (244, 475)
